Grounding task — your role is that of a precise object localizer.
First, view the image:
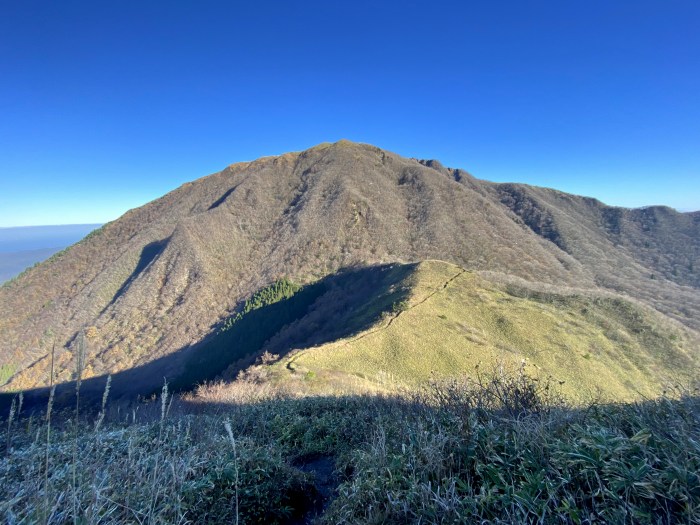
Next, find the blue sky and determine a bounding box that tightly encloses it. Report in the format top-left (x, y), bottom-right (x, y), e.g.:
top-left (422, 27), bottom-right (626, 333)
top-left (1, 1), bottom-right (699, 226)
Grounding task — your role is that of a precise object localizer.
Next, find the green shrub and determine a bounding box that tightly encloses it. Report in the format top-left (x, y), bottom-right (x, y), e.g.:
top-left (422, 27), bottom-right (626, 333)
top-left (391, 300), bottom-right (409, 313)
top-left (220, 278), bottom-right (302, 333)
top-left (183, 441), bottom-right (313, 524)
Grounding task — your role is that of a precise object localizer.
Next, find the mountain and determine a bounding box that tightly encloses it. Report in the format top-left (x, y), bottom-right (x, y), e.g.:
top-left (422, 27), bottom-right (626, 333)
top-left (0, 140), bottom-right (697, 399)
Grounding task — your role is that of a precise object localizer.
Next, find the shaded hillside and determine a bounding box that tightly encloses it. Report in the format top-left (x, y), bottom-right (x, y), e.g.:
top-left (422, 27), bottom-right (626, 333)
top-left (0, 265), bottom-right (414, 411)
top-left (488, 183), bottom-right (700, 330)
top-left (0, 141), bottom-right (697, 393)
top-left (3, 382), bottom-right (700, 524)
top-left (7, 260), bottom-right (696, 413)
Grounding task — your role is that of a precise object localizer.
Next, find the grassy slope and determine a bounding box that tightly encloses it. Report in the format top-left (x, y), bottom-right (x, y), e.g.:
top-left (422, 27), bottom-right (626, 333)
top-left (2, 378), bottom-right (699, 524)
top-left (272, 261), bottom-right (697, 401)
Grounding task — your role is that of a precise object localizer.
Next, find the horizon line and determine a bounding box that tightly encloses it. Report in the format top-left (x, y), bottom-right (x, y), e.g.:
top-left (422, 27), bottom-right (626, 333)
top-left (0, 223), bottom-right (104, 229)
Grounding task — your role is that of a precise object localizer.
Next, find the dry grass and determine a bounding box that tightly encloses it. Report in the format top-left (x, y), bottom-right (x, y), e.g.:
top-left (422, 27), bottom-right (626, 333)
top-left (275, 261), bottom-right (698, 401)
top-left (1, 367), bottom-right (699, 524)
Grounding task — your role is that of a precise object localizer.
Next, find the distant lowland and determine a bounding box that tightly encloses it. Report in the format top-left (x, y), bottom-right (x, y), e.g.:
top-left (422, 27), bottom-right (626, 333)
top-left (0, 224), bottom-right (102, 283)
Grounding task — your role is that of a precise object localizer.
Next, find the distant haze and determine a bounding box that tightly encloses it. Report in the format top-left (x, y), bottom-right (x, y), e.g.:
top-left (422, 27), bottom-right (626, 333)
top-left (0, 224), bottom-right (102, 282)
top-left (0, 224), bottom-right (102, 253)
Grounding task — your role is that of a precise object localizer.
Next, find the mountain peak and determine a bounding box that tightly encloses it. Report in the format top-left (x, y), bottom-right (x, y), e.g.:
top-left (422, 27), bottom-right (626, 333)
top-left (0, 142), bottom-right (697, 398)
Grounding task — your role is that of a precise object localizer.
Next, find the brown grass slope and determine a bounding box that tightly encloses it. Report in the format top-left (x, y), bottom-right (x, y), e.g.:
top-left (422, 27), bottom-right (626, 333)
top-left (0, 140), bottom-right (697, 392)
top-left (485, 182), bottom-right (700, 330)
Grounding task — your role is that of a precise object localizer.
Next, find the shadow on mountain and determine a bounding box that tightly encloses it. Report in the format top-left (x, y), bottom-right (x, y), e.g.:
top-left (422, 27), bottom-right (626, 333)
top-left (208, 187), bottom-right (237, 210)
top-left (1, 262), bottom-right (415, 414)
top-left (103, 238), bottom-right (169, 311)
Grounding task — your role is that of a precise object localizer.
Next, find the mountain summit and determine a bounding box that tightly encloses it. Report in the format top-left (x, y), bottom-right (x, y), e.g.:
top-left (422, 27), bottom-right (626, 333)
top-left (1, 140), bottom-right (698, 397)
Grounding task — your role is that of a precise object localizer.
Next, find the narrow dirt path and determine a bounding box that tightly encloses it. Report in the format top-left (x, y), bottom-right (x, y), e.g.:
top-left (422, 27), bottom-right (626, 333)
top-left (285, 267), bottom-right (466, 371)
top-left (348, 267), bottom-right (466, 343)
top-left (288, 455), bottom-right (338, 525)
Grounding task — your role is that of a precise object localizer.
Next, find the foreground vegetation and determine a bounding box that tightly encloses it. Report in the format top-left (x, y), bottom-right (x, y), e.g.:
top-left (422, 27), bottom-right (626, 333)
top-left (1, 369), bottom-right (699, 524)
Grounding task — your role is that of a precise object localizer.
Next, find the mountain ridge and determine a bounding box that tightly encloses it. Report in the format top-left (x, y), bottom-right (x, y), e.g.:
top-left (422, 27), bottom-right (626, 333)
top-left (0, 140), bottom-right (697, 395)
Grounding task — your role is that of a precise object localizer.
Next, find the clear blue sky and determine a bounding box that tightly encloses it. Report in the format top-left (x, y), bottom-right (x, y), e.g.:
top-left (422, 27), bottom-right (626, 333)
top-left (1, 1), bottom-right (699, 226)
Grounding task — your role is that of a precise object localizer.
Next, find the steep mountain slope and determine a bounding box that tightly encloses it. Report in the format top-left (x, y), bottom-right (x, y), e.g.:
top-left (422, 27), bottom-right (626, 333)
top-left (488, 183), bottom-right (700, 330)
top-left (0, 140), bottom-right (697, 395)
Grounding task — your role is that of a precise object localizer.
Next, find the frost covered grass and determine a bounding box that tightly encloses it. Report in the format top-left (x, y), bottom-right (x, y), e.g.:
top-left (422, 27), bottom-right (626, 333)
top-left (1, 368), bottom-right (699, 524)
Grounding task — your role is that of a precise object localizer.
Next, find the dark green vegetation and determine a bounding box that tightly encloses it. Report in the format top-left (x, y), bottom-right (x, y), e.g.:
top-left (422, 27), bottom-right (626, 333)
top-left (0, 141), bottom-right (697, 395)
top-left (171, 264), bottom-right (413, 392)
top-left (218, 278), bottom-right (302, 333)
top-left (172, 278), bottom-right (317, 390)
top-left (1, 371), bottom-right (699, 524)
